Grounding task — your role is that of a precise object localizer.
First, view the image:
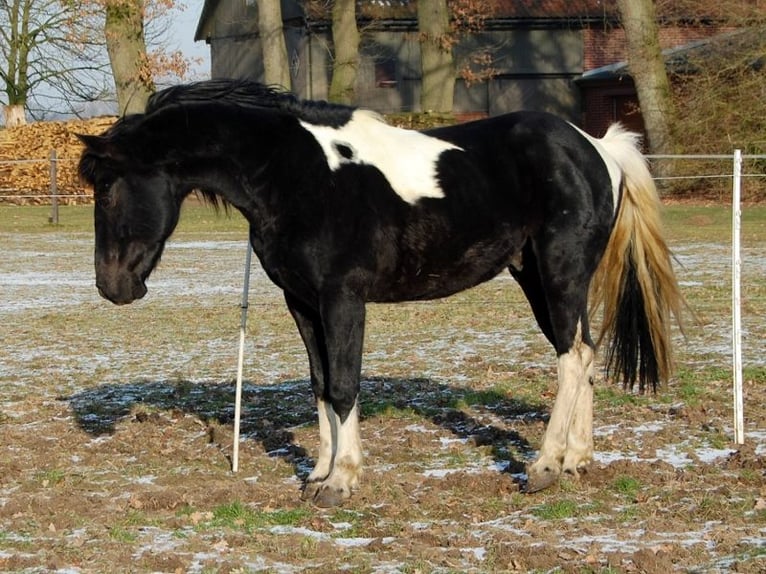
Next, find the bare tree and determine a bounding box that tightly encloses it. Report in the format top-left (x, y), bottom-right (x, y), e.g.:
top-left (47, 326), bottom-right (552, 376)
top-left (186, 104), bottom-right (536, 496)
top-left (256, 0), bottom-right (290, 89)
top-left (0, 0), bottom-right (195, 125)
top-left (616, 0), bottom-right (676, 154)
top-left (328, 0), bottom-right (359, 104)
top-left (0, 0), bottom-right (109, 125)
top-left (417, 0), bottom-right (455, 113)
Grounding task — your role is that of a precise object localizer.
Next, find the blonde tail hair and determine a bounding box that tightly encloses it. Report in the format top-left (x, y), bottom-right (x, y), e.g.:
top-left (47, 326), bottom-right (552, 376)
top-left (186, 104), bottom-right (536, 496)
top-left (590, 124), bottom-right (685, 392)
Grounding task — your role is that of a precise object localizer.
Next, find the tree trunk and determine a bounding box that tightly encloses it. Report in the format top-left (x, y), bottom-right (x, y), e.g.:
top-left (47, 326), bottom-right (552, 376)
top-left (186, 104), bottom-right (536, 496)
top-left (417, 0), bottom-right (455, 114)
top-left (256, 0), bottom-right (291, 90)
top-left (104, 0), bottom-right (153, 115)
top-left (616, 0), bottom-right (675, 155)
top-left (328, 0), bottom-right (359, 104)
top-left (3, 104), bottom-right (26, 127)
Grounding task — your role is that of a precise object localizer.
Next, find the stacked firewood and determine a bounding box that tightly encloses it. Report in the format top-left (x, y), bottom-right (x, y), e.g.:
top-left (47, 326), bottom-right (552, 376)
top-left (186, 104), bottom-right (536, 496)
top-left (0, 117), bottom-right (115, 205)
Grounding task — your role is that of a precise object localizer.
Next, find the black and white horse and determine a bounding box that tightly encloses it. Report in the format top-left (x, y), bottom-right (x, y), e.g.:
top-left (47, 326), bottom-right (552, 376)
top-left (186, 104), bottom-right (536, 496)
top-left (79, 80), bottom-right (684, 507)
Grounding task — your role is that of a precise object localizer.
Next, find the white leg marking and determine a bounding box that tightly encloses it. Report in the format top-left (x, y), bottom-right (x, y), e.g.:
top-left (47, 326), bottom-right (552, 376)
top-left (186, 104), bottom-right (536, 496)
top-left (536, 345), bottom-right (583, 467)
top-left (307, 398), bottom-right (336, 483)
top-left (323, 401), bottom-right (362, 490)
top-left (305, 400), bottom-right (363, 507)
top-left (563, 345), bottom-right (594, 474)
top-left (528, 322), bottom-right (594, 491)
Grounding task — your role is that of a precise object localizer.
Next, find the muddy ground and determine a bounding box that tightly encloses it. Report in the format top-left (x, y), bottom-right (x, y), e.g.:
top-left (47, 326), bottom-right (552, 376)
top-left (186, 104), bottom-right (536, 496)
top-left (0, 206), bottom-right (765, 573)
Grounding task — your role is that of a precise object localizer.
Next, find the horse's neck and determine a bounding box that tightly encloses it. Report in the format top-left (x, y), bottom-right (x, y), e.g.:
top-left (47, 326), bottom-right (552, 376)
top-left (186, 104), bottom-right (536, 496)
top-left (173, 155), bottom-right (275, 231)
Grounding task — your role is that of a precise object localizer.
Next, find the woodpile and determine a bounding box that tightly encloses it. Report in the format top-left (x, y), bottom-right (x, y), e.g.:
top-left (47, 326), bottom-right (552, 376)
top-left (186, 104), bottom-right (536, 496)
top-left (0, 117), bottom-right (115, 205)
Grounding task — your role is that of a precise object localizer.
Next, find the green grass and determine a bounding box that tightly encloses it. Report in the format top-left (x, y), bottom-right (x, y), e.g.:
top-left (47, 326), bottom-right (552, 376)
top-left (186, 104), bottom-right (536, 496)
top-left (108, 525), bottom-right (137, 543)
top-left (208, 501), bottom-right (311, 532)
top-left (661, 204), bottom-right (766, 242)
top-left (613, 476), bottom-right (641, 499)
top-left (450, 386), bottom-right (512, 409)
top-left (35, 468), bottom-right (66, 487)
top-left (531, 499), bottom-right (580, 520)
top-left (360, 400), bottom-right (420, 420)
top-left (4, 203), bottom-right (765, 241)
top-left (594, 386), bottom-right (646, 407)
top-left (0, 200), bottom-right (249, 235)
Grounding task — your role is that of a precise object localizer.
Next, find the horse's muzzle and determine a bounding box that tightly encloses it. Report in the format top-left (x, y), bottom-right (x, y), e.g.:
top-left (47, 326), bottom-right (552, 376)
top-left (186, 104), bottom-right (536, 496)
top-left (96, 279), bottom-right (147, 305)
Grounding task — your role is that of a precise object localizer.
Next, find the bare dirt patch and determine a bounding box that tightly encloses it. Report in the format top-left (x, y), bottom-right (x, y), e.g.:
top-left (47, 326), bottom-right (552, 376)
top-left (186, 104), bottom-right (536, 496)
top-left (1, 211), bottom-right (765, 573)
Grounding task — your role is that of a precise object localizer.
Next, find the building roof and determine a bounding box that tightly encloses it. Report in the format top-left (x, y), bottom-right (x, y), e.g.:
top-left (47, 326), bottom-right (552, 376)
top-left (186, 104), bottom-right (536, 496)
top-left (576, 27), bottom-right (764, 84)
top-left (195, 0), bottom-right (612, 41)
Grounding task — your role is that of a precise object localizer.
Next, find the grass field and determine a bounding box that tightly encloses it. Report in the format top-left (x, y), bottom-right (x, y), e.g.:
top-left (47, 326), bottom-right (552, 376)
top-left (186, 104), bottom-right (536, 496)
top-left (1, 202), bottom-right (765, 573)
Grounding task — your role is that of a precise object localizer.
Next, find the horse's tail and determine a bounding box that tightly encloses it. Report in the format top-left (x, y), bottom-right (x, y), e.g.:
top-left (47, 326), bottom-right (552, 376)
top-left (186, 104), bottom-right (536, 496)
top-left (590, 124), bottom-right (685, 392)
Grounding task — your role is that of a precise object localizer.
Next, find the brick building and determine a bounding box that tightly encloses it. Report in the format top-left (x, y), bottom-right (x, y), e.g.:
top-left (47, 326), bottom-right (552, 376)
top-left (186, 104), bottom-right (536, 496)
top-left (578, 24), bottom-right (736, 138)
top-left (194, 0), bottom-right (736, 136)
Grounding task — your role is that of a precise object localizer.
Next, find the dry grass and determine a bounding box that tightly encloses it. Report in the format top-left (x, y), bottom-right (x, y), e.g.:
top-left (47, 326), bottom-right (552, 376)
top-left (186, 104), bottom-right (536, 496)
top-left (0, 203), bottom-right (764, 573)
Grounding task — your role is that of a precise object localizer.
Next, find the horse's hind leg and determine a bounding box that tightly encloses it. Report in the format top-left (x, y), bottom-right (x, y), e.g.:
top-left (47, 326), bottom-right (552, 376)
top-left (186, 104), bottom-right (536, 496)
top-left (527, 325), bottom-right (595, 492)
top-left (511, 243), bottom-right (597, 493)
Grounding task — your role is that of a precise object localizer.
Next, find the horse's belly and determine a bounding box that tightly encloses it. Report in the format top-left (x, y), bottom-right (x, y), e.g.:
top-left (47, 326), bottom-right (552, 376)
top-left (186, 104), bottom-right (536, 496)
top-left (368, 233), bottom-right (523, 302)
top-left (368, 259), bottom-right (511, 303)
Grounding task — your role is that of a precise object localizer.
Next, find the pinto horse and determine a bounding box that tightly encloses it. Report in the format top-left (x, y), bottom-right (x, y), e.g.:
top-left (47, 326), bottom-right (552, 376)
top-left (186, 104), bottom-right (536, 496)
top-left (78, 80), bottom-right (684, 507)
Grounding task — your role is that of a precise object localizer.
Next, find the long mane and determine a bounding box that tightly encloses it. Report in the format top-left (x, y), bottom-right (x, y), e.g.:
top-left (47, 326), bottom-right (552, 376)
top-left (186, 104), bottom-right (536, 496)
top-left (79, 80), bottom-right (360, 207)
top-left (146, 79), bottom-right (356, 127)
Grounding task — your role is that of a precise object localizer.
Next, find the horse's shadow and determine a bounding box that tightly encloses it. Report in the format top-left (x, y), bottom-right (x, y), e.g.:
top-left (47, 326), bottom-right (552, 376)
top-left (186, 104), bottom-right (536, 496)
top-left (65, 375), bottom-right (548, 481)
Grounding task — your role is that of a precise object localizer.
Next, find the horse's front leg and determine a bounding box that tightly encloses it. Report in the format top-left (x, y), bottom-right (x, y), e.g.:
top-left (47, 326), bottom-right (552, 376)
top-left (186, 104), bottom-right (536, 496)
top-left (309, 291), bottom-right (365, 507)
top-left (287, 290), bottom-right (365, 507)
top-left (284, 293), bottom-right (335, 493)
top-left (527, 325), bottom-right (594, 492)
top-left (305, 397), bottom-right (362, 507)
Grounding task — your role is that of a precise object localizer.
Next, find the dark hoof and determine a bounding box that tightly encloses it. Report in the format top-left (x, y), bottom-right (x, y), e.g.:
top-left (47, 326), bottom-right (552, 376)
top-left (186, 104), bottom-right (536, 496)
top-left (563, 462), bottom-right (591, 478)
top-left (312, 485), bottom-right (348, 508)
top-left (301, 481), bottom-right (348, 507)
top-left (301, 481), bottom-right (322, 502)
top-left (525, 466), bottom-right (560, 493)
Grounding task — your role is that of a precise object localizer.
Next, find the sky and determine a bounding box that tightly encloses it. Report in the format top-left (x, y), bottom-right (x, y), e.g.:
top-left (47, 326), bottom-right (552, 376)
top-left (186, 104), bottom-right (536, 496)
top-left (169, 0), bottom-right (211, 79)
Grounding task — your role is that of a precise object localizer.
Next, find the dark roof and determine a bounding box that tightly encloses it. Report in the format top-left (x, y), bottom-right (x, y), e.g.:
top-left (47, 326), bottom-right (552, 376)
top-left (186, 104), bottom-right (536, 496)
top-left (488, 0), bottom-right (611, 19)
top-left (194, 0), bottom-right (218, 41)
top-left (576, 27), bottom-right (765, 84)
top-left (196, 0), bottom-right (612, 40)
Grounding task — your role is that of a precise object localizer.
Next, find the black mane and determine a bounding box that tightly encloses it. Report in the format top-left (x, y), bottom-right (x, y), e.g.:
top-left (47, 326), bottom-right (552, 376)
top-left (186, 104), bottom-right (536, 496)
top-left (146, 79), bottom-right (356, 127)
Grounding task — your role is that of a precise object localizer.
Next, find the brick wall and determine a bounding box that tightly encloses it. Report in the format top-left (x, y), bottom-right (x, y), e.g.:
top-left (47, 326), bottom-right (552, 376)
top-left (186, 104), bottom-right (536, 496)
top-left (580, 24), bottom-right (736, 138)
top-left (583, 24), bottom-right (734, 71)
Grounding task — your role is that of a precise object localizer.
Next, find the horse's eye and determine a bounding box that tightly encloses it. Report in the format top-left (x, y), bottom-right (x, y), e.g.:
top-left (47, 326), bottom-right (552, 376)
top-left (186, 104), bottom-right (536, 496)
top-left (95, 183), bottom-right (115, 208)
top-left (95, 193), bottom-right (111, 209)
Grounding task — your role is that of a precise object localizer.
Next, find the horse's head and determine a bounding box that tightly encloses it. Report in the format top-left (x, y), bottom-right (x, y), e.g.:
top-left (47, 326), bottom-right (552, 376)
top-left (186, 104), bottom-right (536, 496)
top-left (78, 126), bottom-right (181, 305)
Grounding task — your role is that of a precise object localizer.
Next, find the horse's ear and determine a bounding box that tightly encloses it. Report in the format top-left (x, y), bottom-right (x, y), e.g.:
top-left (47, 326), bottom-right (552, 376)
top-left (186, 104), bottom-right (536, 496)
top-left (77, 133), bottom-right (113, 158)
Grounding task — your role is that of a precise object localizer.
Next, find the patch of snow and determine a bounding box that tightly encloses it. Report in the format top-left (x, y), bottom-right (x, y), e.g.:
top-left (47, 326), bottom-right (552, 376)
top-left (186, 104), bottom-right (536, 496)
top-left (461, 546), bottom-right (486, 560)
top-left (423, 468), bottom-right (461, 478)
top-left (593, 451), bottom-right (645, 465)
top-left (404, 424), bottom-right (436, 433)
top-left (593, 423), bottom-right (622, 437)
top-left (633, 422), bottom-right (664, 433)
top-left (439, 436), bottom-right (467, 446)
top-left (132, 475), bottom-right (156, 485)
top-left (334, 536), bottom-right (377, 548)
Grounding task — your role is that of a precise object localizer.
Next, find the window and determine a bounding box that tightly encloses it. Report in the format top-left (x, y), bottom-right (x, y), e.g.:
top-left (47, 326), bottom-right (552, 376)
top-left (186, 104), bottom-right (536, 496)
top-left (375, 59), bottom-right (397, 88)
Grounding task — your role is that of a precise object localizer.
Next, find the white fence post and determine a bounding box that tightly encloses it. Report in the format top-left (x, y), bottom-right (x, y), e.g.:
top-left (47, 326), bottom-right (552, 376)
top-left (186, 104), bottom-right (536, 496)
top-left (731, 149), bottom-right (744, 445)
top-left (232, 241), bottom-right (253, 472)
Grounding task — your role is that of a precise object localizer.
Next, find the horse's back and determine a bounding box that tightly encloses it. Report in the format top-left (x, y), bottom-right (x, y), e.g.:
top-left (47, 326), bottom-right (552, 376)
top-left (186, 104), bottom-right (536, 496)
top-left (358, 112), bottom-right (616, 303)
top-left (426, 111), bottom-right (616, 223)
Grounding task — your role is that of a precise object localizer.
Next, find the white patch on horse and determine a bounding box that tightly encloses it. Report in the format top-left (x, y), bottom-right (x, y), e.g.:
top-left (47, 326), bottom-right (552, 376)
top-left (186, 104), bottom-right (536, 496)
top-left (300, 110), bottom-right (462, 204)
top-left (568, 122), bottom-right (623, 211)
